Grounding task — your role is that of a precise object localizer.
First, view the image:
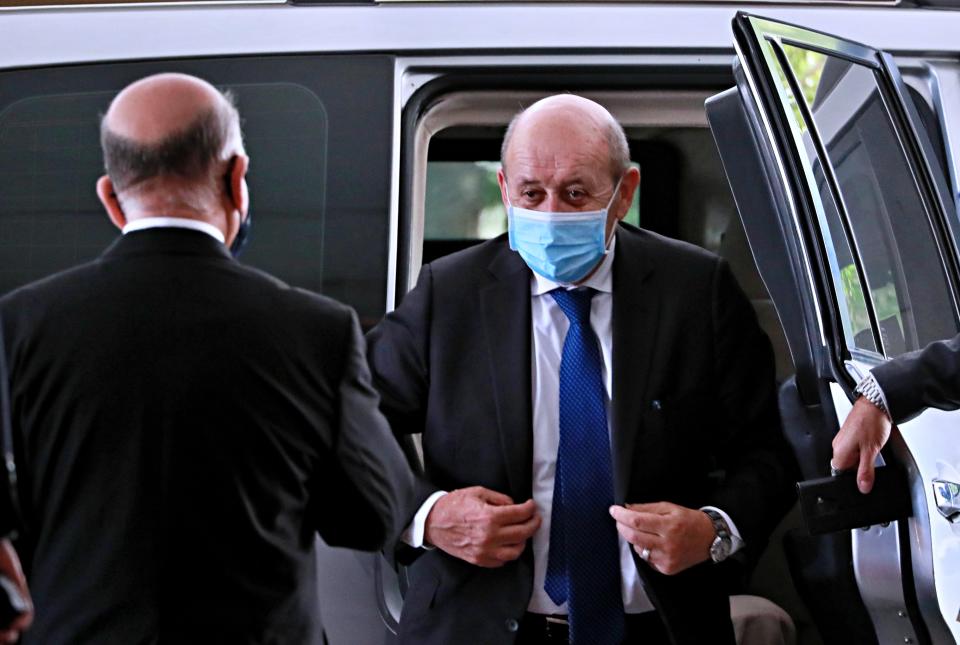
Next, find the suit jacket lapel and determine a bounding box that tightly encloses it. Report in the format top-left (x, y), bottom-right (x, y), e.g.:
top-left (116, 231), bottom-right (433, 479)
top-left (610, 227), bottom-right (658, 503)
top-left (480, 245), bottom-right (534, 502)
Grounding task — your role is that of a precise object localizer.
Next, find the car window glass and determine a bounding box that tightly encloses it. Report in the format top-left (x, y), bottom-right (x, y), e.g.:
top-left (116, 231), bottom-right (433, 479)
top-left (765, 46), bottom-right (879, 353)
top-left (0, 56), bottom-right (393, 326)
top-left (0, 84), bottom-right (327, 295)
top-left (425, 161), bottom-right (505, 240)
top-left (775, 43), bottom-right (959, 357)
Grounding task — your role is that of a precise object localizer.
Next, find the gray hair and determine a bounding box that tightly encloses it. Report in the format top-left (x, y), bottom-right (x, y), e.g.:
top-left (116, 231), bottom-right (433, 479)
top-left (500, 104), bottom-right (631, 183)
top-left (100, 89), bottom-right (242, 195)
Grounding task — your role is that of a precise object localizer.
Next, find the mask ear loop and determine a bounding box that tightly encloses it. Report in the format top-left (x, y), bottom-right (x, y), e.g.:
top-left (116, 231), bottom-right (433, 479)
top-left (504, 180), bottom-right (519, 251)
top-left (603, 174), bottom-right (626, 250)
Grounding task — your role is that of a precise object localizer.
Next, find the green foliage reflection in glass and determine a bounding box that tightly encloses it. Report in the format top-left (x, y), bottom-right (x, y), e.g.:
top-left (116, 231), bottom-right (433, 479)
top-left (784, 45), bottom-right (826, 110)
top-left (776, 44), bottom-right (874, 346)
top-left (777, 42), bottom-right (904, 353)
top-left (840, 264), bottom-right (872, 343)
top-left (767, 41), bottom-right (827, 134)
top-left (425, 161), bottom-right (641, 240)
top-left (840, 265), bottom-right (903, 352)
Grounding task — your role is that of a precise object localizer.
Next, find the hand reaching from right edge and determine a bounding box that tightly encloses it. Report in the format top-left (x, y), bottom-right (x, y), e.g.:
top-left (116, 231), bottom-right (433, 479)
top-left (831, 397), bottom-right (892, 494)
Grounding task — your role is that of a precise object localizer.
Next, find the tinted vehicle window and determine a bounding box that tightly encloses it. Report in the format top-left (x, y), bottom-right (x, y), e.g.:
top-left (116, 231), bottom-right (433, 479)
top-left (0, 56), bottom-right (393, 326)
top-left (426, 161), bottom-right (505, 240)
top-left (776, 44), bottom-right (959, 358)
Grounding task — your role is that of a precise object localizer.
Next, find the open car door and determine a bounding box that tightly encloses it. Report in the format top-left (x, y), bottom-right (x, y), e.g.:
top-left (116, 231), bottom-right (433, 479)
top-left (707, 13), bottom-right (960, 645)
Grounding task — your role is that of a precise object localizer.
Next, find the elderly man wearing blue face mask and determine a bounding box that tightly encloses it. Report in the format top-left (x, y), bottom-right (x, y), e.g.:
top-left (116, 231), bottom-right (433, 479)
top-left (367, 94), bottom-right (797, 645)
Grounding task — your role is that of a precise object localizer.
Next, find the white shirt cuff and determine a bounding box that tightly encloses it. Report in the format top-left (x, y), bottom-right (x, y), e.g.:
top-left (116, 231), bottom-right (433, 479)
top-left (700, 506), bottom-right (745, 555)
top-left (401, 490), bottom-right (448, 549)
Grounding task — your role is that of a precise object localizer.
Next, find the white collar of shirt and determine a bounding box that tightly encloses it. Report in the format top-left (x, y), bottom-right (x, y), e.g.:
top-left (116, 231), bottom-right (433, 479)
top-left (122, 217), bottom-right (226, 245)
top-left (531, 234), bottom-right (616, 295)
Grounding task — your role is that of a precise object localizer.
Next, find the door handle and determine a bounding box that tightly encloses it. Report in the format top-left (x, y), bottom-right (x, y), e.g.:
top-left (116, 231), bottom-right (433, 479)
top-left (932, 479), bottom-right (960, 522)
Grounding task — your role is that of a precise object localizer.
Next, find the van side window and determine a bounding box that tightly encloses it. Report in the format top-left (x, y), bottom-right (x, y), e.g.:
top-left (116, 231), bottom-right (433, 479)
top-left (774, 44), bottom-right (960, 358)
top-left (0, 56), bottom-right (393, 326)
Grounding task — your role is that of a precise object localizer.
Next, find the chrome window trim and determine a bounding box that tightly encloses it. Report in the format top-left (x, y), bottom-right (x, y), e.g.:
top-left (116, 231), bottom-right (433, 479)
top-left (396, 54), bottom-right (732, 109)
top-left (767, 35), bottom-right (886, 355)
top-left (746, 21), bottom-right (880, 358)
top-left (733, 36), bottom-right (828, 348)
top-left (385, 58), bottom-right (405, 313)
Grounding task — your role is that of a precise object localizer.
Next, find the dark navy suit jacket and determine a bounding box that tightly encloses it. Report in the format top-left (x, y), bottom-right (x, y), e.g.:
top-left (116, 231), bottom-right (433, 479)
top-left (873, 333), bottom-right (960, 423)
top-left (367, 224), bottom-right (798, 645)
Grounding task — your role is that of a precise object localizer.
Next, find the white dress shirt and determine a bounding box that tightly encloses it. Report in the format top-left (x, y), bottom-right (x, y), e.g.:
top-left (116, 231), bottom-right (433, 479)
top-left (405, 236), bottom-right (744, 614)
top-left (122, 216), bottom-right (226, 244)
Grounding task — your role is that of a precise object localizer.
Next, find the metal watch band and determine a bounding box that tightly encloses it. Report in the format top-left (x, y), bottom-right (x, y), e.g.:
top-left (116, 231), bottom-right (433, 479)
top-left (703, 509), bottom-right (732, 563)
top-left (855, 372), bottom-right (888, 415)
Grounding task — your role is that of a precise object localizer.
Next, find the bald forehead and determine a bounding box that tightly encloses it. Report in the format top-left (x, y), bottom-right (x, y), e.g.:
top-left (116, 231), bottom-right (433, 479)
top-left (104, 73), bottom-right (227, 144)
top-left (521, 94), bottom-right (616, 128)
top-left (503, 95), bottom-right (617, 167)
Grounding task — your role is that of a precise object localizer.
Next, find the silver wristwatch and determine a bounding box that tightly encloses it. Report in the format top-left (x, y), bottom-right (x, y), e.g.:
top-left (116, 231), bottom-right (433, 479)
top-left (703, 509), bottom-right (732, 563)
top-left (854, 372), bottom-right (888, 416)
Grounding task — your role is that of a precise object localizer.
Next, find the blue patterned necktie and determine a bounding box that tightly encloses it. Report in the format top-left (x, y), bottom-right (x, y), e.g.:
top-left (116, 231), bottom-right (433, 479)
top-left (544, 287), bottom-right (625, 645)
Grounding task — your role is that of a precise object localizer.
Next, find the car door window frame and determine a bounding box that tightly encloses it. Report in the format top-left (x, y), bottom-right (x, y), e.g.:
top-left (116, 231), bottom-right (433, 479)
top-left (730, 14), bottom-right (960, 644)
top-left (734, 13), bottom-right (960, 376)
top-left (766, 36), bottom-right (888, 358)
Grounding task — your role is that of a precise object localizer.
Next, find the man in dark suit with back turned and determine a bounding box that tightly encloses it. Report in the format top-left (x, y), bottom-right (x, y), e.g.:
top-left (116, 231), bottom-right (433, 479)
top-left (367, 95), bottom-right (797, 644)
top-left (0, 73), bottom-right (412, 644)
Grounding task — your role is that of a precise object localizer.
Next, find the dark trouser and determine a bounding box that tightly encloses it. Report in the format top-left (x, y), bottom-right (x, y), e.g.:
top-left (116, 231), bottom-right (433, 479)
top-left (517, 612), bottom-right (670, 645)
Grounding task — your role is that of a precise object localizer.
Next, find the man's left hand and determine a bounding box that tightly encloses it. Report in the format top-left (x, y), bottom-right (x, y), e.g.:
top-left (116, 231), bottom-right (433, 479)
top-left (609, 502), bottom-right (714, 575)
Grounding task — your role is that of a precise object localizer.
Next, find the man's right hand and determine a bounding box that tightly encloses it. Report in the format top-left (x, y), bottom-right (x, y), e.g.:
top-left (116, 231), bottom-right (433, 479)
top-left (424, 487), bottom-right (540, 568)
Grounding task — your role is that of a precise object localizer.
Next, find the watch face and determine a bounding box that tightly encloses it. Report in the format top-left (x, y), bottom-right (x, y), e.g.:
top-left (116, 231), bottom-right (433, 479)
top-left (710, 537), bottom-right (731, 563)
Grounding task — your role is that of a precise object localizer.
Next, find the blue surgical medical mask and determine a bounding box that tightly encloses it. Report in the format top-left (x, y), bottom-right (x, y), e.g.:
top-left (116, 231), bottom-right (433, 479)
top-left (507, 177), bottom-right (622, 284)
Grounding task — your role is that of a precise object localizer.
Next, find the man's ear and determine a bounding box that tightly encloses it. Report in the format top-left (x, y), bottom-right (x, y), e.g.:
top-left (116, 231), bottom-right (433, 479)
top-left (96, 175), bottom-right (127, 231)
top-left (614, 166), bottom-right (641, 222)
top-left (497, 167), bottom-right (510, 210)
top-left (228, 154), bottom-right (250, 218)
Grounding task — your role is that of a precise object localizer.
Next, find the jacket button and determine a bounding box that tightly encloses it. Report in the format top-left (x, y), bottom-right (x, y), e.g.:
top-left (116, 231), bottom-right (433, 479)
top-left (505, 618), bottom-right (519, 632)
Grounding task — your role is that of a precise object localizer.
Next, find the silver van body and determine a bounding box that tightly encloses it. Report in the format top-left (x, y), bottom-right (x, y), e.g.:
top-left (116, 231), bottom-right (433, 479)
top-left (1, 4), bottom-right (959, 644)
